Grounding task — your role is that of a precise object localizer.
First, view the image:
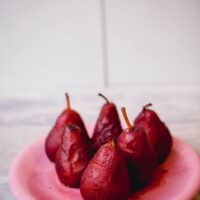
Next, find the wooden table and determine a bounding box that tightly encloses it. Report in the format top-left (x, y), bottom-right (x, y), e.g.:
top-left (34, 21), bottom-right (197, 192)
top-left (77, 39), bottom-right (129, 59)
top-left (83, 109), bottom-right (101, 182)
top-left (0, 85), bottom-right (200, 199)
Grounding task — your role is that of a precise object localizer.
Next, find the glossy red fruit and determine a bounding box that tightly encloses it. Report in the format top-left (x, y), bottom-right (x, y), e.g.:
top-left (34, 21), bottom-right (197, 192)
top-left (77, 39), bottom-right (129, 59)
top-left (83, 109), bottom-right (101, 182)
top-left (134, 103), bottom-right (172, 163)
top-left (45, 93), bottom-right (90, 162)
top-left (80, 140), bottom-right (130, 200)
top-left (55, 124), bottom-right (93, 188)
top-left (92, 93), bottom-right (122, 150)
top-left (117, 107), bottom-right (158, 189)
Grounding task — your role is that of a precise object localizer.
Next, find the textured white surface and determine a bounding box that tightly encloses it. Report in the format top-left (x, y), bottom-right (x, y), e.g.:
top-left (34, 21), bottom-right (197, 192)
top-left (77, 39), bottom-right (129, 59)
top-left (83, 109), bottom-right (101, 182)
top-left (0, 85), bottom-right (200, 199)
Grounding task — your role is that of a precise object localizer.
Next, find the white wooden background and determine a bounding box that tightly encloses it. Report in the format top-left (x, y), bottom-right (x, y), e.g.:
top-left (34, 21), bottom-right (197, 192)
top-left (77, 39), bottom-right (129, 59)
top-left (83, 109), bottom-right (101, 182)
top-left (0, 0), bottom-right (200, 94)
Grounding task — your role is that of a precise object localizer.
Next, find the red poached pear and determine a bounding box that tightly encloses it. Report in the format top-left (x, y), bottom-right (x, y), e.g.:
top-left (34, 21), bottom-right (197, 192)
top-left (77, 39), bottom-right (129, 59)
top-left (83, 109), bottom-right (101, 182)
top-left (55, 124), bottom-right (93, 188)
top-left (80, 140), bottom-right (130, 200)
top-left (45, 93), bottom-right (90, 162)
top-left (134, 103), bottom-right (173, 163)
top-left (92, 93), bottom-right (122, 150)
top-left (117, 107), bottom-right (158, 189)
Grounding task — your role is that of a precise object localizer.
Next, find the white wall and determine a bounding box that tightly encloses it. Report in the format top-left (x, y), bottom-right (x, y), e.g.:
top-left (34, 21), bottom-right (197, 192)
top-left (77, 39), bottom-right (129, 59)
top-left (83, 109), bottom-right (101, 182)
top-left (0, 0), bottom-right (103, 94)
top-left (0, 0), bottom-right (200, 94)
top-left (106, 0), bottom-right (200, 85)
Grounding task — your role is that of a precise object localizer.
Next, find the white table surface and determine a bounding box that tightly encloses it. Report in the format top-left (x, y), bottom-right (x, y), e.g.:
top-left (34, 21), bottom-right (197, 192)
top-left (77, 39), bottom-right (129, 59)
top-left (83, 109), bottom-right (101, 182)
top-left (0, 85), bottom-right (200, 199)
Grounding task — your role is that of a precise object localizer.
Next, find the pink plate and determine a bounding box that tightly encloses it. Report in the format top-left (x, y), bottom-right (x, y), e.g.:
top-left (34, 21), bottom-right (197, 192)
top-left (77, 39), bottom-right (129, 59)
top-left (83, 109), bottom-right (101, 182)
top-left (9, 137), bottom-right (200, 200)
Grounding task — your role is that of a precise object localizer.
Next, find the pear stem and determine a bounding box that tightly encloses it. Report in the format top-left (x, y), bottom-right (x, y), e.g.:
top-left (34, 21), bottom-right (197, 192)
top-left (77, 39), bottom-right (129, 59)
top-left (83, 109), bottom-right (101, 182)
top-left (65, 93), bottom-right (71, 109)
top-left (121, 107), bottom-right (132, 129)
top-left (143, 103), bottom-right (152, 110)
top-left (111, 138), bottom-right (117, 147)
top-left (98, 93), bottom-right (109, 103)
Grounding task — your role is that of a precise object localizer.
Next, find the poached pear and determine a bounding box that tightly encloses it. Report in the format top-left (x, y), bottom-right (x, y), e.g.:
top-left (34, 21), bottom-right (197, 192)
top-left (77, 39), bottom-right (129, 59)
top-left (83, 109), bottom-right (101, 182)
top-left (134, 103), bottom-right (172, 163)
top-left (92, 93), bottom-right (122, 150)
top-left (55, 124), bottom-right (92, 187)
top-left (118, 107), bottom-right (158, 188)
top-left (80, 140), bottom-right (130, 200)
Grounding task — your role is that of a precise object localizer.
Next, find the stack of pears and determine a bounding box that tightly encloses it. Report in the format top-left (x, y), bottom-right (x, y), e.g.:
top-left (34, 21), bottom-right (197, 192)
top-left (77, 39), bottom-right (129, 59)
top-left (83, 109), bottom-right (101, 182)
top-left (45, 94), bottom-right (173, 200)
top-left (45, 93), bottom-right (92, 187)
